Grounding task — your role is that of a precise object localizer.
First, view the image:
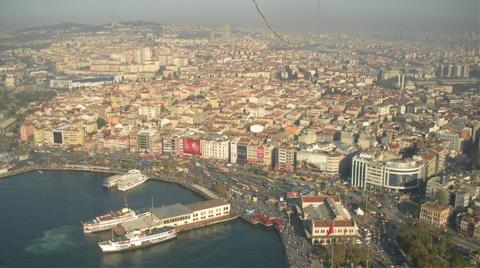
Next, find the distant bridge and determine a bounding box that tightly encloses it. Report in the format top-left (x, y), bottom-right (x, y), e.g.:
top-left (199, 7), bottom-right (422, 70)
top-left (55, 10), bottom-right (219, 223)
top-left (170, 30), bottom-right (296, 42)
top-left (415, 78), bottom-right (480, 86)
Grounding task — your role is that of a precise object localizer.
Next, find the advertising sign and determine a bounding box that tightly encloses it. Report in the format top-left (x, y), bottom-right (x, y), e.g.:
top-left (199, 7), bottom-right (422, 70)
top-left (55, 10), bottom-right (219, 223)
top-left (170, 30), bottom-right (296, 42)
top-left (183, 138), bottom-right (201, 155)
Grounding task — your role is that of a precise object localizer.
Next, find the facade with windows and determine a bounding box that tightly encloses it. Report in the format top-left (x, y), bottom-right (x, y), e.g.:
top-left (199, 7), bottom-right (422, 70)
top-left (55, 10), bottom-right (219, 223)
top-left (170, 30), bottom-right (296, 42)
top-left (50, 126), bottom-right (85, 147)
top-left (419, 202), bottom-right (451, 228)
top-left (187, 199), bottom-right (230, 222)
top-left (351, 154), bottom-right (423, 191)
top-left (200, 137), bottom-right (230, 162)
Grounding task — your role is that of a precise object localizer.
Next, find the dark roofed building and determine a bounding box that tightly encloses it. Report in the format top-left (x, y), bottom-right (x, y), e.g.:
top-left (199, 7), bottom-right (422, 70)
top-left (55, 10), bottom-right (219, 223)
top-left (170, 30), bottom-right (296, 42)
top-left (299, 195), bottom-right (359, 245)
top-left (150, 203), bottom-right (192, 220)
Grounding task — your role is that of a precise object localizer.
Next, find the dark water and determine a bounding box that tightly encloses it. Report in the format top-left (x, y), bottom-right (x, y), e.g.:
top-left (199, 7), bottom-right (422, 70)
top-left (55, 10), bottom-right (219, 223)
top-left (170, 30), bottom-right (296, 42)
top-left (0, 171), bottom-right (285, 268)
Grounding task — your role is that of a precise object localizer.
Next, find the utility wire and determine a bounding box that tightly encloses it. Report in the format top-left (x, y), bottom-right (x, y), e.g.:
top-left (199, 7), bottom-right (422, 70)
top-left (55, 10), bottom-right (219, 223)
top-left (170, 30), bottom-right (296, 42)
top-left (252, 0), bottom-right (291, 46)
top-left (310, 0), bottom-right (321, 29)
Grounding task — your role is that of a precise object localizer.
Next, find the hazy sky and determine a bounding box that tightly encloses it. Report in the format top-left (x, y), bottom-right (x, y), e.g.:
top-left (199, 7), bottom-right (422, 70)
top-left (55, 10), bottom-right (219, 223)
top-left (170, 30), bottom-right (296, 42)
top-left (0, 0), bottom-right (478, 33)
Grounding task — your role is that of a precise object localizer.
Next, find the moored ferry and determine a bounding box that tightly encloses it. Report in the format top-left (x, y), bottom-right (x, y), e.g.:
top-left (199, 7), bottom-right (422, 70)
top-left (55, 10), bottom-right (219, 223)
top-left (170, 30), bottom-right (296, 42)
top-left (116, 170), bottom-right (149, 191)
top-left (98, 226), bottom-right (177, 253)
top-left (82, 199), bottom-right (144, 233)
top-left (103, 174), bottom-right (123, 188)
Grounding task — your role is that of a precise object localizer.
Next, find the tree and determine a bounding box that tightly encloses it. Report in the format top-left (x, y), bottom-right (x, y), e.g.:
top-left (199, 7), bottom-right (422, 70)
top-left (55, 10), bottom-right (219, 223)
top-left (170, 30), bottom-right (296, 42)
top-left (435, 236), bottom-right (449, 257)
top-left (214, 182), bottom-right (227, 196)
top-left (96, 117), bottom-right (107, 129)
top-left (435, 190), bottom-right (449, 206)
top-left (398, 221), bottom-right (450, 268)
top-left (449, 251), bottom-right (467, 268)
top-left (408, 239), bottom-right (430, 267)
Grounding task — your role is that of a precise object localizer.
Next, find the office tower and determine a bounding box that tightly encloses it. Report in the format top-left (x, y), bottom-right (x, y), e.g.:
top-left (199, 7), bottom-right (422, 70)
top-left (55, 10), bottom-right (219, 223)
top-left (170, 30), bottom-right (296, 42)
top-left (223, 24), bottom-right (230, 43)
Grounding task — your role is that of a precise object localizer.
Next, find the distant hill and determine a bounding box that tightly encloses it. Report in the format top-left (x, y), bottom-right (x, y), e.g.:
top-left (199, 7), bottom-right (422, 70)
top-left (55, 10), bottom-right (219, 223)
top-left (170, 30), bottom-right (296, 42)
top-left (15, 20), bottom-right (162, 34)
top-left (14, 22), bottom-right (99, 35)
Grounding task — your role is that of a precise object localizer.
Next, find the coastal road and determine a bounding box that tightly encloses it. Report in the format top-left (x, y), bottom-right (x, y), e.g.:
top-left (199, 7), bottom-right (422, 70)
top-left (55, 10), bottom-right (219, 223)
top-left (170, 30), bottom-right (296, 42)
top-left (447, 229), bottom-right (480, 252)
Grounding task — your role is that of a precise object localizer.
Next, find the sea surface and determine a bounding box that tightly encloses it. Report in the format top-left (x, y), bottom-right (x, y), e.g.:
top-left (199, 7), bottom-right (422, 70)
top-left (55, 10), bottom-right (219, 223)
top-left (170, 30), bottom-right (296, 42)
top-left (0, 171), bottom-right (285, 268)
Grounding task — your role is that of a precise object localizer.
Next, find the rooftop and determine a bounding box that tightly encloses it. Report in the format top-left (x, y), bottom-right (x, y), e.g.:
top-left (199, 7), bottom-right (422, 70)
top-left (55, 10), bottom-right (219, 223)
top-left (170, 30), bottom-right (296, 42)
top-left (421, 202), bottom-right (451, 212)
top-left (313, 219), bottom-right (355, 228)
top-left (301, 195), bottom-right (351, 221)
top-left (150, 203), bottom-right (192, 220)
top-left (186, 199), bottom-right (229, 212)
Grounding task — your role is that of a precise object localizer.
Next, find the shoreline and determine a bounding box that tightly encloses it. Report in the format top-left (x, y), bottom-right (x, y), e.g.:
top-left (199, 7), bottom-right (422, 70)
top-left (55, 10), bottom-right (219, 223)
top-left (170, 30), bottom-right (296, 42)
top-left (0, 166), bottom-right (121, 179)
top-left (1, 165), bottom-right (291, 267)
top-left (0, 166), bottom-right (217, 201)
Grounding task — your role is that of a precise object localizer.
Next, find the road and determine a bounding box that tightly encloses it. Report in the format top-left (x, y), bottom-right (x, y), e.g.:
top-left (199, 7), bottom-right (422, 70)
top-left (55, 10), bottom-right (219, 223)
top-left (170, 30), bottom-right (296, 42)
top-left (19, 149), bottom-right (438, 266)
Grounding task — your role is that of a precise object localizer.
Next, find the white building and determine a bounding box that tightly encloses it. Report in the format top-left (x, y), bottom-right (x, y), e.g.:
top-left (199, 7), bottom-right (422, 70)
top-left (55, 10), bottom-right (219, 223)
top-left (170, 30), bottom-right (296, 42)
top-left (351, 154), bottom-right (423, 190)
top-left (200, 138), bottom-right (230, 162)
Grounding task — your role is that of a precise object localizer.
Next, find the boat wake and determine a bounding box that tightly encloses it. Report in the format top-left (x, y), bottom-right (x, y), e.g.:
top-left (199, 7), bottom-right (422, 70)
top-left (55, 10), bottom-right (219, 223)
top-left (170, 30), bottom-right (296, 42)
top-left (25, 225), bottom-right (78, 255)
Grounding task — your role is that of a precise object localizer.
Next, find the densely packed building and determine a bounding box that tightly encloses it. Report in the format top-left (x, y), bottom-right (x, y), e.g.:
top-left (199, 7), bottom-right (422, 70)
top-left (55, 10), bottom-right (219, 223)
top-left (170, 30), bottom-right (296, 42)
top-left (5, 23), bottom-right (478, 186)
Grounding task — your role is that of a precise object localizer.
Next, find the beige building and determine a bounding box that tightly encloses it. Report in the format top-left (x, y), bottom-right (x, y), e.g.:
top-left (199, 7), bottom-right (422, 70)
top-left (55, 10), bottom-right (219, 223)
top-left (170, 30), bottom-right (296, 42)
top-left (419, 202), bottom-right (451, 228)
top-left (326, 153), bottom-right (343, 174)
top-left (50, 126), bottom-right (85, 147)
top-left (119, 199), bottom-right (230, 232)
top-left (34, 127), bottom-right (48, 146)
top-left (276, 146), bottom-right (296, 171)
top-left (200, 138), bottom-right (230, 161)
top-left (187, 199), bottom-right (230, 222)
top-left (4, 74), bottom-right (15, 88)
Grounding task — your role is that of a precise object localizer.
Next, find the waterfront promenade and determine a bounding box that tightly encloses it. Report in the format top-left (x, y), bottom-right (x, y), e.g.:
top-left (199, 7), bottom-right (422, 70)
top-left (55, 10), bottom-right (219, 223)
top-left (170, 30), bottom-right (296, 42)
top-left (0, 164), bottom-right (314, 268)
top-left (0, 165), bottom-right (122, 179)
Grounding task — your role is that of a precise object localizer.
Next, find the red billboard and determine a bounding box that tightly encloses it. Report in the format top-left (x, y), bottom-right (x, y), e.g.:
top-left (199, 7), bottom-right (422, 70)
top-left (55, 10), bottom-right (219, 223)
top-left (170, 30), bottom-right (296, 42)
top-left (256, 146), bottom-right (264, 162)
top-left (183, 138), bottom-right (201, 155)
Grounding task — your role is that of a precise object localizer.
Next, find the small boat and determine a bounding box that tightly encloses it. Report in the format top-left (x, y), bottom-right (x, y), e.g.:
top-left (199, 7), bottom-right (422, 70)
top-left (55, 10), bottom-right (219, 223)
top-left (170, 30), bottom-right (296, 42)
top-left (38, 170), bottom-right (43, 174)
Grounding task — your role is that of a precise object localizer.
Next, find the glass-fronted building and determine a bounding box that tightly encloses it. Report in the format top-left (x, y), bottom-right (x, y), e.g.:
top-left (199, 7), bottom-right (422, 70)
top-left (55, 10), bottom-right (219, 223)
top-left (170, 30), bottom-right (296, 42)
top-left (351, 154), bottom-right (423, 190)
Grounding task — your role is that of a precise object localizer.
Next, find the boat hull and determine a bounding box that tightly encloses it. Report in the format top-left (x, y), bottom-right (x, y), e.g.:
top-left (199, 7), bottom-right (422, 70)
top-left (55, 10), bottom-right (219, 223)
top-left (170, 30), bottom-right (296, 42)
top-left (117, 176), bottom-right (149, 191)
top-left (82, 210), bottom-right (139, 234)
top-left (99, 232), bottom-right (177, 253)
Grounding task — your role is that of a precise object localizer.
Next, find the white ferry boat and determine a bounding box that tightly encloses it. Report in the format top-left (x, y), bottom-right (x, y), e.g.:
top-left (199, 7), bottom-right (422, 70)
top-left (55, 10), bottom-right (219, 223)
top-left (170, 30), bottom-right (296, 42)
top-left (103, 174), bottom-right (123, 188)
top-left (116, 170), bottom-right (149, 191)
top-left (82, 199), bottom-right (145, 233)
top-left (98, 226), bottom-right (177, 253)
